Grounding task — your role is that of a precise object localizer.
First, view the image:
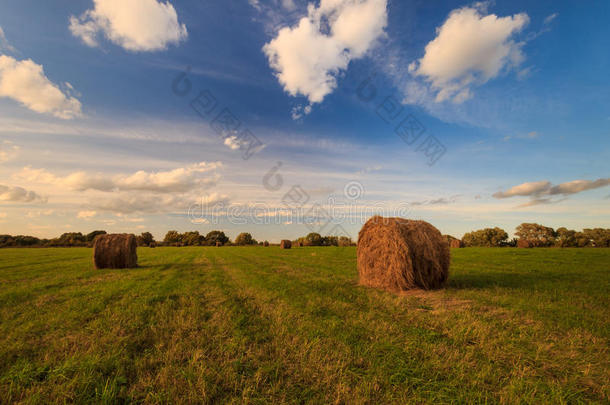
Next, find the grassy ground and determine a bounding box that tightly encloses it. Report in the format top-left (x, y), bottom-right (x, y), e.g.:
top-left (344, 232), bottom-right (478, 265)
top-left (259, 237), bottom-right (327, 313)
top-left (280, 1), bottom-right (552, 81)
top-left (0, 247), bottom-right (608, 404)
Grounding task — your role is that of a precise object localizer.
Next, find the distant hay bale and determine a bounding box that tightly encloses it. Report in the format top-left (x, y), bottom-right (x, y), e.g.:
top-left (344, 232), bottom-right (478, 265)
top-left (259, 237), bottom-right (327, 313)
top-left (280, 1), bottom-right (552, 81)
top-left (93, 233), bottom-right (137, 269)
top-left (517, 239), bottom-right (533, 248)
top-left (294, 242), bottom-right (301, 247)
top-left (263, 241), bottom-right (269, 247)
top-left (216, 241), bottom-right (222, 247)
top-left (280, 240), bottom-right (292, 249)
top-left (357, 216), bottom-right (450, 291)
top-left (450, 239), bottom-right (463, 248)
top-left (149, 242), bottom-right (156, 248)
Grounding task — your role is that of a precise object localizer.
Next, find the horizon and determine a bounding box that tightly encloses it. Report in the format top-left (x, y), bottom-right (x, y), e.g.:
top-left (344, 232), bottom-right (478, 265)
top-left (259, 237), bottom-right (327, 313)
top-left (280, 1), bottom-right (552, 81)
top-left (1, 0), bottom-right (609, 241)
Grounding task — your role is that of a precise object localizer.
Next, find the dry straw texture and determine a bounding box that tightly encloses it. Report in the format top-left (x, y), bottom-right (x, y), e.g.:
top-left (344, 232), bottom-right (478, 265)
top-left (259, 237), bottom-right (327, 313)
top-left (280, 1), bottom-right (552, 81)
top-left (93, 234), bottom-right (138, 269)
top-left (280, 240), bottom-right (292, 249)
top-left (357, 216), bottom-right (450, 291)
top-left (450, 239), bottom-right (464, 248)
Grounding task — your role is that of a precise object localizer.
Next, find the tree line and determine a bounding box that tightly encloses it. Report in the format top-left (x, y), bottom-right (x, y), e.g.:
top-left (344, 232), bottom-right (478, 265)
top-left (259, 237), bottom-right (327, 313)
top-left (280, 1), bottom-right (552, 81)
top-left (1, 223), bottom-right (608, 248)
top-left (450, 223), bottom-right (610, 248)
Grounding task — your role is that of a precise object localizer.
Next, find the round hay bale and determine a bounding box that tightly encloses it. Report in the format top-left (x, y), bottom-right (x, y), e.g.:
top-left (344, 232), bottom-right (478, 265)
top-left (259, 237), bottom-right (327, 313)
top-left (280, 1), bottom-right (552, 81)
top-left (450, 239), bottom-right (463, 248)
top-left (517, 239), bottom-right (533, 248)
top-left (149, 242), bottom-right (156, 248)
top-left (357, 216), bottom-right (450, 291)
top-left (216, 241), bottom-right (222, 247)
top-left (93, 233), bottom-right (138, 269)
top-left (280, 240), bottom-right (292, 249)
top-left (263, 241), bottom-right (269, 247)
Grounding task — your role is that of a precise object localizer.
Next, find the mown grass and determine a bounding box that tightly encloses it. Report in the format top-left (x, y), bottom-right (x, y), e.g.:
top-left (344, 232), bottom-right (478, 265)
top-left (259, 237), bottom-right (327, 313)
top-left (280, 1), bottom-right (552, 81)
top-left (0, 247), bottom-right (608, 404)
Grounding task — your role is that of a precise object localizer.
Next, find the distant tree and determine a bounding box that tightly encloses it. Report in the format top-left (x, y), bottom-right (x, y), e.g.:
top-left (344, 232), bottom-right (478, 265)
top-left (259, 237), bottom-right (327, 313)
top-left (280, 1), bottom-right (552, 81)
top-left (14, 235), bottom-right (41, 247)
top-left (50, 232), bottom-right (86, 247)
top-left (137, 232), bottom-right (155, 247)
top-left (86, 230), bottom-right (107, 242)
top-left (164, 230), bottom-right (182, 245)
top-left (338, 236), bottom-right (353, 247)
top-left (182, 231), bottom-right (205, 246)
top-left (322, 236), bottom-right (339, 246)
top-left (205, 230), bottom-right (229, 246)
top-left (305, 232), bottom-right (323, 246)
top-left (581, 228), bottom-right (610, 247)
top-left (555, 227), bottom-right (577, 247)
top-left (235, 232), bottom-right (255, 245)
top-left (462, 227), bottom-right (508, 247)
top-left (515, 223), bottom-right (556, 247)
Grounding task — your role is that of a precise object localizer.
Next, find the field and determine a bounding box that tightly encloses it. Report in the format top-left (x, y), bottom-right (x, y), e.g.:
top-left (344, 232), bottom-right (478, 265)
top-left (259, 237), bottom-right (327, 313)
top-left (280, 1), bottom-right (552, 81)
top-left (0, 247), bottom-right (608, 404)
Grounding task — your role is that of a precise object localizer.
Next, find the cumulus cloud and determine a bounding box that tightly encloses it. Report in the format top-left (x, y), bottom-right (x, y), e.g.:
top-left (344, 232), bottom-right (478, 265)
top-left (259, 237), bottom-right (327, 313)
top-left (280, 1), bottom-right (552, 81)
top-left (17, 161), bottom-right (221, 193)
top-left (409, 5), bottom-right (529, 103)
top-left (493, 178), bottom-right (610, 206)
top-left (0, 55), bottom-right (82, 119)
top-left (70, 0), bottom-right (188, 52)
top-left (263, 0), bottom-right (387, 104)
top-left (0, 184), bottom-right (46, 203)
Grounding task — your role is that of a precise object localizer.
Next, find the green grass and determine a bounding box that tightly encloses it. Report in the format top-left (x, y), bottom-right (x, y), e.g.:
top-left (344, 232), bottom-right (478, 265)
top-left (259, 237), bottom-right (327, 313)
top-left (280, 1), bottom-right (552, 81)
top-left (0, 247), bottom-right (608, 404)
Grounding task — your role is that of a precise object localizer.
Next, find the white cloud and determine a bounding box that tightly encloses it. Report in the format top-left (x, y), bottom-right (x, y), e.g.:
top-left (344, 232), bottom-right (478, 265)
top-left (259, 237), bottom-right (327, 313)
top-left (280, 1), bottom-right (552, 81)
top-left (549, 179), bottom-right (610, 195)
top-left (0, 184), bottom-right (46, 203)
top-left (0, 27), bottom-right (16, 53)
top-left (0, 55), bottom-right (82, 119)
top-left (493, 180), bottom-right (551, 198)
top-left (0, 141), bottom-right (20, 162)
top-left (70, 0), bottom-right (188, 52)
top-left (223, 136), bottom-right (241, 150)
top-left (92, 192), bottom-right (228, 214)
top-left (493, 178), bottom-right (610, 206)
top-left (409, 6), bottom-right (529, 103)
top-left (263, 0), bottom-right (387, 104)
top-left (77, 210), bottom-right (97, 218)
top-left (16, 161), bottom-right (221, 194)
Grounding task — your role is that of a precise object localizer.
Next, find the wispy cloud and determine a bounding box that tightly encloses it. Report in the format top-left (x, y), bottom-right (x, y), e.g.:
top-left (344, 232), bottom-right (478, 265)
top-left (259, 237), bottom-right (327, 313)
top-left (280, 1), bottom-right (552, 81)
top-left (0, 184), bottom-right (46, 203)
top-left (493, 178), bottom-right (610, 207)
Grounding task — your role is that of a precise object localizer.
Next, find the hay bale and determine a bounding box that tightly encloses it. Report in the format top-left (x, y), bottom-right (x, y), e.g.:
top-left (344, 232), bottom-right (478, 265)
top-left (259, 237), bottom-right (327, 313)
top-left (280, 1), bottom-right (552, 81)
top-left (263, 241), bottom-right (269, 247)
top-left (216, 241), bottom-right (222, 247)
top-left (93, 233), bottom-right (137, 269)
top-left (357, 216), bottom-right (450, 291)
top-left (517, 239), bottom-right (532, 248)
top-left (280, 240), bottom-right (292, 249)
top-left (149, 242), bottom-right (156, 248)
top-left (450, 239), bottom-right (463, 248)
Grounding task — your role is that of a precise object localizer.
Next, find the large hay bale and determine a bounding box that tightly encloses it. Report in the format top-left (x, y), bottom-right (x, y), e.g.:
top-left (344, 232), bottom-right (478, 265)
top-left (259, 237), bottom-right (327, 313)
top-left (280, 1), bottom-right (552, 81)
top-left (450, 239), bottom-right (463, 248)
top-left (517, 239), bottom-right (533, 248)
top-left (93, 233), bottom-right (137, 269)
top-left (280, 240), bottom-right (292, 249)
top-left (357, 216), bottom-right (450, 291)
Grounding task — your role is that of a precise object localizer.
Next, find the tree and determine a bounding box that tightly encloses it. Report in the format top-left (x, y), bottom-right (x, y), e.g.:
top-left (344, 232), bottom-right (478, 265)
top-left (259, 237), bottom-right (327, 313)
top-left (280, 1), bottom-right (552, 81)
top-left (164, 230), bottom-right (182, 245)
top-left (515, 223), bottom-right (556, 247)
top-left (462, 227), bottom-right (508, 247)
top-left (205, 230), bottom-right (229, 246)
top-left (182, 231), bottom-right (205, 246)
top-left (86, 230), bottom-right (107, 242)
top-left (305, 232), bottom-right (323, 246)
top-left (235, 232), bottom-right (255, 245)
top-left (338, 236), bottom-right (353, 247)
top-left (555, 227), bottom-right (577, 247)
top-left (137, 232), bottom-right (155, 247)
top-left (581, 228), bottom-right (610, 247)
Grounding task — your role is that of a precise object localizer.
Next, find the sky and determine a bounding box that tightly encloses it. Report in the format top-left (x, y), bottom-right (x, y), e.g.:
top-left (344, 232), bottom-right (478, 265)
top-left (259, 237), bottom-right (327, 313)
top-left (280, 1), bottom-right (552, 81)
top-left (0, 0), bottom-right (608, 242)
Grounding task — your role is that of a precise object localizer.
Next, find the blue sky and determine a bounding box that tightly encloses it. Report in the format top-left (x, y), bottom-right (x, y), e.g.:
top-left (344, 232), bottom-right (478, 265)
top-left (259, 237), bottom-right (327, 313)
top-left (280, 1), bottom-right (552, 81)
top-left (0, 0), bottom-right (608, 241)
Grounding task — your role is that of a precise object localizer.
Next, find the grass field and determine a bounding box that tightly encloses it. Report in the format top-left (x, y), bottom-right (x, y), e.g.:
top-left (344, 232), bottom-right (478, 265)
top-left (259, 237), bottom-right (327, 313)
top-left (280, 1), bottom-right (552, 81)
top-left (0, 247), bottom-right (608, 404)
